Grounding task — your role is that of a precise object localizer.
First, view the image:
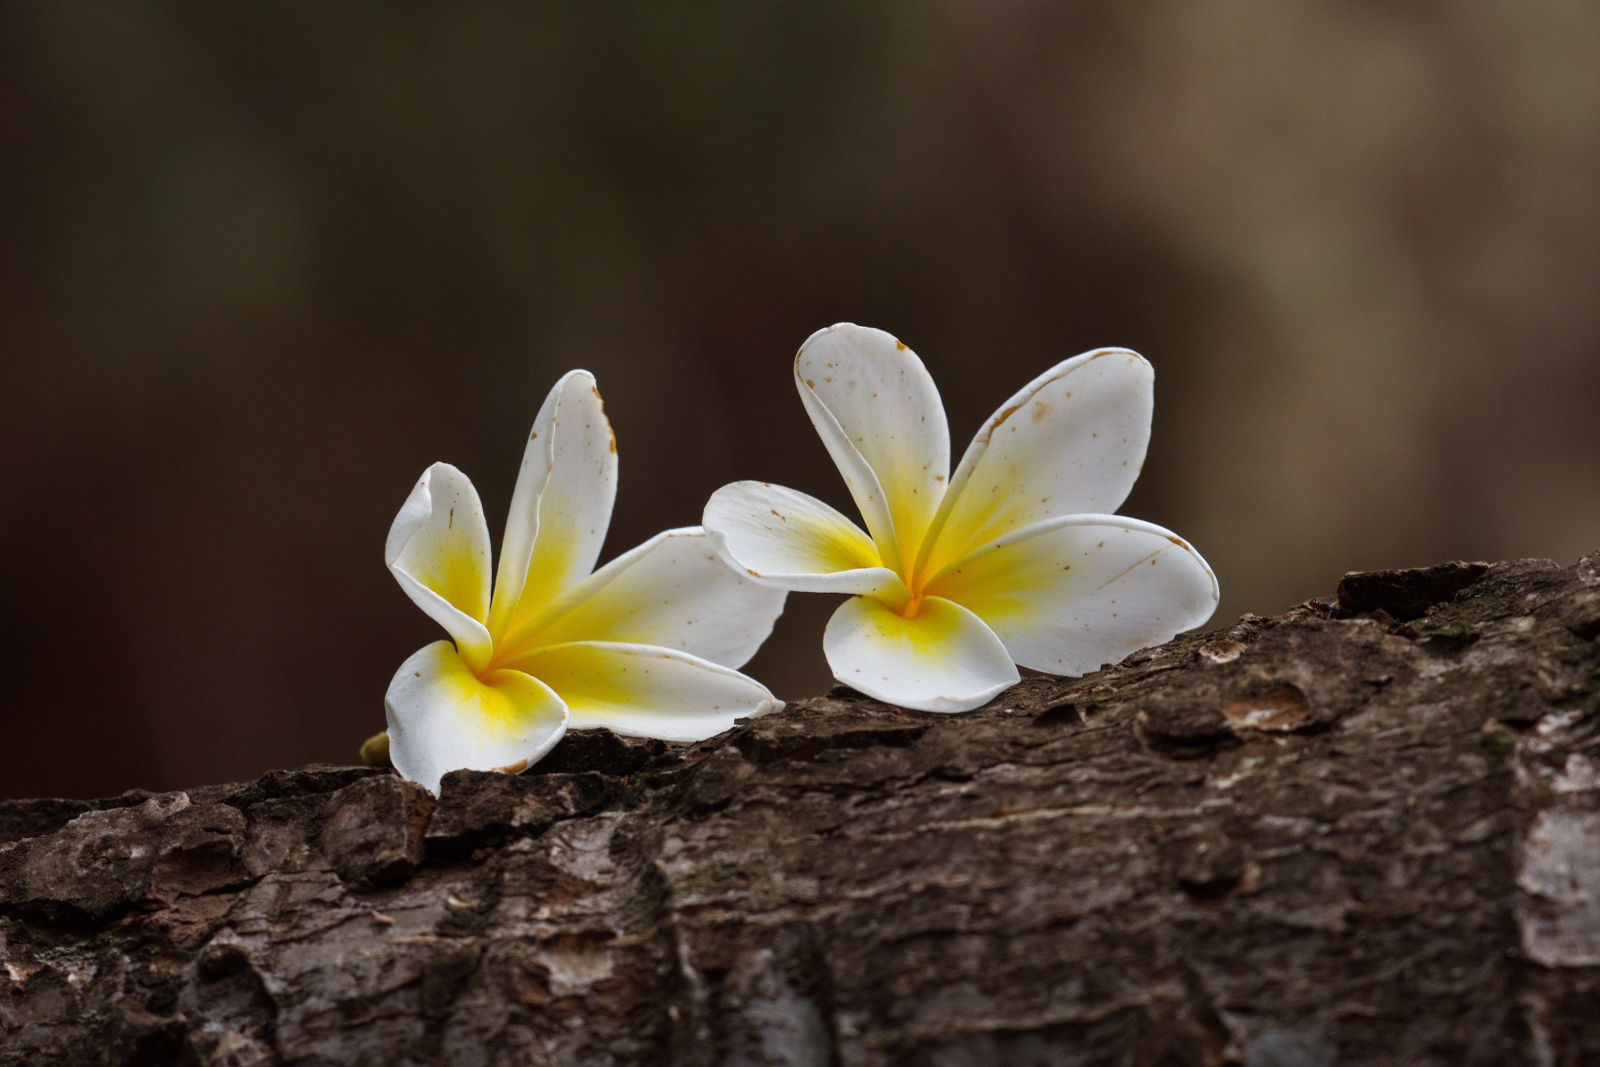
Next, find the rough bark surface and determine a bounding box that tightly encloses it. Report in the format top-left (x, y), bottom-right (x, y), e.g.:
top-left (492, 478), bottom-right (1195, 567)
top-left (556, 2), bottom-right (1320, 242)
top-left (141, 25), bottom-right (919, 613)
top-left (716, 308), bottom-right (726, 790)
top-left (4, 556), bottom-right (1600, 1067)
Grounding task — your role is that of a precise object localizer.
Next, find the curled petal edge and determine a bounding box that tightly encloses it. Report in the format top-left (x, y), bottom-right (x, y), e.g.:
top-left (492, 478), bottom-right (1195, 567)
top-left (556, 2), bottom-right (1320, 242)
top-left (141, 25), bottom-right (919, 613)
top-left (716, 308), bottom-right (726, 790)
top-left (706, 525), bottom-right (909, 598)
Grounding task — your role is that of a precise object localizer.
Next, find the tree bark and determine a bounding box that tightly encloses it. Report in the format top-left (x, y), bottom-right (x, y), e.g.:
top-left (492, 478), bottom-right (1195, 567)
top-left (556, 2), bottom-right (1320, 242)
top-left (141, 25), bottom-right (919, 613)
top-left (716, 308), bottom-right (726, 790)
top-left (4, 556), bottom-right (1600, 1067)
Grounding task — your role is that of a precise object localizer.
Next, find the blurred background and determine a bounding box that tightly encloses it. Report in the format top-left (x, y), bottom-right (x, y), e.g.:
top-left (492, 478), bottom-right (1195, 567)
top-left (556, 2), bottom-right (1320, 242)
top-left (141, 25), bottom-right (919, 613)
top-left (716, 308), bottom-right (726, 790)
top-left (3, 1), bottom-right (1598, 798)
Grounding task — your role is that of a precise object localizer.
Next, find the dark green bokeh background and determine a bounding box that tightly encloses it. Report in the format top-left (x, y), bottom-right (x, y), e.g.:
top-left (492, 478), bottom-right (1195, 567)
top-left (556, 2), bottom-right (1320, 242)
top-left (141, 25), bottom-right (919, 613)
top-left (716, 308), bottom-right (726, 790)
top-left (4, 3), bottom-right (1598, 798)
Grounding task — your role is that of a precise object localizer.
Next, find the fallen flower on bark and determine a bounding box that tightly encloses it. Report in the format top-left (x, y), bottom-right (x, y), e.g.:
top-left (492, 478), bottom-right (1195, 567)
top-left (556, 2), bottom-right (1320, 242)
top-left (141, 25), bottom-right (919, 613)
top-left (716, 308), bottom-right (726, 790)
top-left (382, 370), bottom-right (786, 793)
top-left (704, 323), bottom-right (1217, 712)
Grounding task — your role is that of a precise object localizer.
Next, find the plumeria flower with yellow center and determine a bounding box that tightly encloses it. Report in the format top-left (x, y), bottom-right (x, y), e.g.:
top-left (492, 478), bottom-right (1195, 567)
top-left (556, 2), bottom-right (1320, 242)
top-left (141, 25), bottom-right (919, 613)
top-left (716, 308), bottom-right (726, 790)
top-left (703, 324), bottom-right (1218, 713)
top-left (382, 370), bottom-right (787, 794)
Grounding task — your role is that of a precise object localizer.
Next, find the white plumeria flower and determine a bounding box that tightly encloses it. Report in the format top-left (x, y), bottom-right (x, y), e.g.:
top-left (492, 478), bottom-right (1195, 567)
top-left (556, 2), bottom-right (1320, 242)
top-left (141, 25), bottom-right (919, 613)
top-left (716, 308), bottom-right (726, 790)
top-left (703, 324), bottom-right (1218, 713)
top-left (384, 370), bottom-right (788, 793)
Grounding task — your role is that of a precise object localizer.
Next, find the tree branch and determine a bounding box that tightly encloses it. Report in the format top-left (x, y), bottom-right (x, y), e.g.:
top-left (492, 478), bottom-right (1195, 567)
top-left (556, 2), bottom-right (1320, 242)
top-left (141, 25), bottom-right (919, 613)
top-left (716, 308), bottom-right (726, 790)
top-left (4, 555), bottom-right (1599, 1066)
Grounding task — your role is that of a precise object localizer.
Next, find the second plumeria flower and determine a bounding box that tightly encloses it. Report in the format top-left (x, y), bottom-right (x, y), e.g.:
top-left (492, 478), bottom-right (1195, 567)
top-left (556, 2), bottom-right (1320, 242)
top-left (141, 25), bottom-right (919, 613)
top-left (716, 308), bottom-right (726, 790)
top-left (384, 370), bottom-right (787, 793)
top-left (704, 324), bottom-right (1218, 713)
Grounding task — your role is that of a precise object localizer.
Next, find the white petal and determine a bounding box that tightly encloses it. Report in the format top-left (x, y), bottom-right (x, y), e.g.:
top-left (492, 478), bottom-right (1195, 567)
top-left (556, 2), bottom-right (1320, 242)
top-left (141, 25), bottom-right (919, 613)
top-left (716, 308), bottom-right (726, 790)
top-left (918, 348), bottom-right (1153, 579)
top-left (795, 324), bottom-right (948, 573)
top-left (518, 641), bottom-right (782, 741)
top-left (385, 641), bottom-right (569, 795)
top-left (823, 595), bottom-right (1018, 713)
top-left (795, 381), bottom-right (902, 575)
top-left (702, 481), bottom-right (907, 597)
top-left (926, 514), bottom-right (1218, 676)
top-left (514, 527), bottom-right (787, 669)
top-left (796, 325), bottom-right (950, 563)
top-left (385, 463), bottom-right (494, 669)
top-left (491, 370), bottom-right (618, 642)
top-left (486, 370), bottom-right (562, 636)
